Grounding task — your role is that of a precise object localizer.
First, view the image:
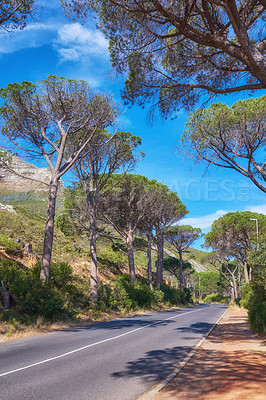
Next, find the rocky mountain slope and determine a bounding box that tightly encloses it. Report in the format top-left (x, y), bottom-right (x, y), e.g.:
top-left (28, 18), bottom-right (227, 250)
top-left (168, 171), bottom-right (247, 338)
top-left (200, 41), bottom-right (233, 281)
top-left (0, 146), bottom-right (64, 193)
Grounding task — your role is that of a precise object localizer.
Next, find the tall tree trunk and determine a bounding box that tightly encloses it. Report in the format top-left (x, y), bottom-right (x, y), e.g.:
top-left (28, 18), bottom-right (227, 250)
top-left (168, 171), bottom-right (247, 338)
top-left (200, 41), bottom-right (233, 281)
top-left (40, 178), bottom-right (59, 281)
top-left (127, 229), bottom-right (136, 283)
top-left (89, 194), bottom-right (98, 304)
top-left (178, 249), bottom-right (184, 291)
top-left (147, 231), bottom-right (153, 290)
top-left (242, 261), bottom-right (250, 284)
top-left (156, 235), bottom-right (164, 288)
top-left (232, 273), bottom-right (238, 300)
top-left (230, 280), bottom-right (235, 302)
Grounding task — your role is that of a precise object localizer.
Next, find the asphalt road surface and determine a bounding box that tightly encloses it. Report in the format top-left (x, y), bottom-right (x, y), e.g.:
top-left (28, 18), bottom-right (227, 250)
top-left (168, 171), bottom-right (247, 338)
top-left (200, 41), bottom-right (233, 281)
top-left (0, 304), bottom-right (226, 400)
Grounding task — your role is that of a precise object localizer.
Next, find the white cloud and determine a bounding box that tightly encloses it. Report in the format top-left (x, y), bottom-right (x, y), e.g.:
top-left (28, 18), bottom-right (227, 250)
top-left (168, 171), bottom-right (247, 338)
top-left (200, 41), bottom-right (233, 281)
top-left (178, 209), bottom-right (228, 229)
top-left (54, 23), bottom-right (109, 62)
top-left (0, 23), bottom-right (59, 54)
top-left (117, 114), bottom-right (132, 129)
top-left (57, 48), bottom-right (79, 61)
top-left (176, 203), bottom-right (266, 232)
top-left (245, 204), bottom-right (266, 214)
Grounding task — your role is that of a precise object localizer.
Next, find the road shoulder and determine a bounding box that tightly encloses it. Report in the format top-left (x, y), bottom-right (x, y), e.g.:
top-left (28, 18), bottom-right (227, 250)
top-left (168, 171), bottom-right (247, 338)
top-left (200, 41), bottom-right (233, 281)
top-left (148, 307), bottom-right (266, 400)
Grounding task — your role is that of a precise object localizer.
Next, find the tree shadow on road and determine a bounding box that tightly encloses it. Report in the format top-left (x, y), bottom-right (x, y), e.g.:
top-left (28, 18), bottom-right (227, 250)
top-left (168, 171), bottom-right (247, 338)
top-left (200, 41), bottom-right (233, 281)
top-left (111, 345), bottom-right (191, 384)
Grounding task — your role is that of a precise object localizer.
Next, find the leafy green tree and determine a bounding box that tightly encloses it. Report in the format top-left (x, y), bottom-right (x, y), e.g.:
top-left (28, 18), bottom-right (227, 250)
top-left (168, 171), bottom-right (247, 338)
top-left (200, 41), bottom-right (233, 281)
top-left (190, 271), bottom-right (225, 300)
top-left (164, 257), bottom-right (193, 288)
top-left (241, 234), bottom-right (266, 334)
top-left (62, 0), bottom-right (266, 115)
top-left (98, 174), bottom-right (153, 283)
top-left (182, 96), bottom-right (266, 193)
top-left (201, 252), bottom-right (239, 301)
top-left (64, 131), bottom-right (141, 304)
top-left (0, 0), bottom-right (35, 33)
top-left (138, 182), bottom-right (188, 288)
top-left (165, 225), bottom-right (202, 290)
top-left (205, 211), bottom-right (266, 284)
top-left (0, 75), bottom-right (118, 281)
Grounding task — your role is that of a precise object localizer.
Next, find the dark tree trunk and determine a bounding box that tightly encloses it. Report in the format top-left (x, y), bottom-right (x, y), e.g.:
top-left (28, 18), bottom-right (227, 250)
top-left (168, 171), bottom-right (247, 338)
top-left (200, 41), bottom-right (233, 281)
top-left (40, 178), bottom-right (59, 281)
top-left (156, 235), bottom-right (164, 288)
top-left (147, 231), bottom-right (153, 289)
top-left (248, 265), bottom-right (252, 282)
top-left (179, 249), bottom-right (184, 291)
top-left (127, 229), bottom-right (136, 283)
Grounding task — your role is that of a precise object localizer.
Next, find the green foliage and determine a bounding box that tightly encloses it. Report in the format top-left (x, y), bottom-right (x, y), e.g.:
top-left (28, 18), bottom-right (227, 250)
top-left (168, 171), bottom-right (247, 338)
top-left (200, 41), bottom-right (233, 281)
top-left (163, 256), bottom-right (192, 279)
top-left (56, 214), bottom-right (74, 237)
top-left (248, 302), bottom-right (266, 336)
top-left (98, 275), bottom-right (189, 312)
top-left (190, 271), bottom-right (225, 299)
top-left (165, 225), bottom-right (202, 251)
top-left (0, 260), bottom-right (91, 321)
top-left (99, 275), bottom-right (159, 312)
top-left (0, 234), bottom-right (22, 255)
top-left (97, 248), bottom-right (127, 273)
top-left (203, 293), bottom-right (228, 304)
top-left (159, 283), bottom-right (188, 305)
top-left (62, 1), bottom-right (266, 116)
top-left (0, 209), bottom-right (88, 263)
top-left (0, 1), bottom-right (35, 33)
top-left (240, 235), bottom-right (266, 335)
top-left (183, 97), bottom-right (266, 192)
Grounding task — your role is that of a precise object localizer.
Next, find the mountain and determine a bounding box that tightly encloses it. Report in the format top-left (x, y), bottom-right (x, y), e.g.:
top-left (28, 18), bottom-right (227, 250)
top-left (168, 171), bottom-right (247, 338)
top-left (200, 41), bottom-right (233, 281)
top-left (0, 147), bottom-right (64, 193)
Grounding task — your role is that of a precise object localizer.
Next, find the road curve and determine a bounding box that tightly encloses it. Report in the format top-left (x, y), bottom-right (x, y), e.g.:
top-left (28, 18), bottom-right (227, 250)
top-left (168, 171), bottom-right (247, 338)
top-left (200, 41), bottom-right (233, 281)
top-left (0, 304), bottom-right (226, 400)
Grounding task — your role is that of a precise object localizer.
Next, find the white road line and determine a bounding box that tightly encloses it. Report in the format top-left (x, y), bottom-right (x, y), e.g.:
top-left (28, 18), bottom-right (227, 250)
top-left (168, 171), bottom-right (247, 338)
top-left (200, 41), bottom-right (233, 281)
top-left (0, 308), bottom-right (203, 378)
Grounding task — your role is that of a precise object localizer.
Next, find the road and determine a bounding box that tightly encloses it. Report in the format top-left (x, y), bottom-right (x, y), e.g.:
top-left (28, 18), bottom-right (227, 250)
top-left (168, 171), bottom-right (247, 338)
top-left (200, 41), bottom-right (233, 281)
top-left (0, 304), bottom-right (226, 400)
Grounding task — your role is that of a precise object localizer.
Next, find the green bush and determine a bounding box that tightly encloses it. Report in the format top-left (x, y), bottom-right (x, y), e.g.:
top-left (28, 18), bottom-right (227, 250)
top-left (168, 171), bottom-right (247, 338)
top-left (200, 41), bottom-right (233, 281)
top-left (0, 235), bottom-right (22, 255)
top-left (240, 284), bottom-right (255, 309)
top-left (56, 214), bottom-right (74, 237)
top-left (98, 276), bottom-right (168, 312)
top-left (159, 284), bottom-right (188, 305)
top-left (32, 262), bottom-right (73, 290)
top-left (0, 260), bottom-right (93, 321)
top-left (203, 293), bottom-right (227, 303)
top-left (0, 260), bottom-right (67, 320)
top-left (248, 301), bottom-right (266, 336)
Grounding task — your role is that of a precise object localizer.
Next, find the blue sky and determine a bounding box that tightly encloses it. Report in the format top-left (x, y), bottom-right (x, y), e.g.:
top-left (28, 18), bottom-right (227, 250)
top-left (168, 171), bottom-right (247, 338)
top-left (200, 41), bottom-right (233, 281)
top-left (0, 1), bottom-right (265, 248)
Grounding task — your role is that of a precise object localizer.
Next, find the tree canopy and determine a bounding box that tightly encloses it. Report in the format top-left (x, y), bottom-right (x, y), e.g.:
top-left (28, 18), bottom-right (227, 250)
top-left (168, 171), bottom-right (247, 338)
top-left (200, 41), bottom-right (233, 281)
top-left (204, 211), bottom-right (266, 283)
top-left (181, 96), bottom-right (266, 193)
top-left (64, 131), bottom-right (142, 302)
top-left (0, 75), bottom-right (119, 281)
top-left (62, 0), bottom-right (266, 115)
top-left (0, 0), bottom-right (35, 33)
top-left (165, 225), bottom-right (202, 289)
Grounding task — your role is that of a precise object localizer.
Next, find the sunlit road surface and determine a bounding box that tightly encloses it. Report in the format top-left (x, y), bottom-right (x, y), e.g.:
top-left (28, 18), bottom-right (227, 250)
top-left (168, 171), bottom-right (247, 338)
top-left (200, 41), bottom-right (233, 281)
top-left (0, 304), bottom-right (226, 400)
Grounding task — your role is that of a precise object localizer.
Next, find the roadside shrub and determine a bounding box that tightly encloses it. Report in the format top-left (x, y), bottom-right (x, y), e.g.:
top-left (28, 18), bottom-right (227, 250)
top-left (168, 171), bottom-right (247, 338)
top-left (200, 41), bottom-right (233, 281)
top-left (183, 287), bottom-right (193, 303)
top-left (151, 288), bottom-right (164, 305)
top-left (0, 260), bottom-right (67, 320)
top-left (203, 293), bottom-right (227, 303)
top-left (159, 284), bottom-right (188, 305)
top-left (32, 262), bottom-right (73, 290)
top-left (248, 301), bottom-right (266, 336)
top-left (240, 284), bottom-right (255, 309)
top-left (98, 276), bottom-right (166, 312)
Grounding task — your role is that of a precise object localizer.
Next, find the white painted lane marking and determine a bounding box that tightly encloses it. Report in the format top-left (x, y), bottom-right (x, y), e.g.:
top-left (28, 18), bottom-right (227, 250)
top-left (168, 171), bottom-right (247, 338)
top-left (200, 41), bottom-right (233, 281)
top-left (0, 308), bottom-right (203, 377)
